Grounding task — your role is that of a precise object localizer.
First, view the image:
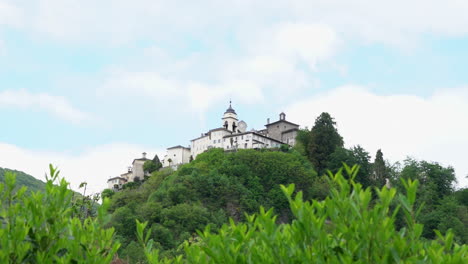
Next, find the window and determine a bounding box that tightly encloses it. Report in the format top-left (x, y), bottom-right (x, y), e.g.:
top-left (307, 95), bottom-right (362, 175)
top-left (218, 139), bottom-right (221, 143)
top-left (241, 135), bottom-right (244, 140)
top-left (213, 140), bottom-right (216, 144)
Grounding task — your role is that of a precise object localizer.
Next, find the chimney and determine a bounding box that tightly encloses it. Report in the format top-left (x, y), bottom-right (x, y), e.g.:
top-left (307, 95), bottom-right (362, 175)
top-left (142, 152), bottom-right (147, 159)
top-left (128, 166), bottom-right (132, 172)
top-left (267, 118), bottom-right (270, 124)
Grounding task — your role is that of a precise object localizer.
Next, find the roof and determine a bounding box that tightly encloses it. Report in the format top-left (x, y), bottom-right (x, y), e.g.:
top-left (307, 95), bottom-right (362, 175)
top-left (191, 127), bottom-right (233, 141)
top-left (209, 127), bottom-right (232, 133)
top-left (223, 131), bottom-right (285, 145)
top-left (107, 176), bottom-right (127, 182)
top-left (265, 119), bottom-right (300, 128)
top-left (224, 101), bottom-right (237, 115)
top-left (132, 158), bottom-right (149, 164)
top-left (167, 145), bottom-right (191, 150)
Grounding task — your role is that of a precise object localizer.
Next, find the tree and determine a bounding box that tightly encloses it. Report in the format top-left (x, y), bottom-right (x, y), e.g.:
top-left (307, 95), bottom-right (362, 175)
top-left (294, 128), bottom-right (311, 156)
top-left (326, 145), bottom-right (371, 188)
top-left (102, 188), bottom-right (115, 199)
top-left (144, 155), bottom-right (162, 174)
top-left (307, 112), bottom-right (344, 175)
top-left (152, 154), bottom-right (162, 168)
top-left (372, 149), bottom-right (388, 188)
top-left (137, 166), bottom-right (468, 263)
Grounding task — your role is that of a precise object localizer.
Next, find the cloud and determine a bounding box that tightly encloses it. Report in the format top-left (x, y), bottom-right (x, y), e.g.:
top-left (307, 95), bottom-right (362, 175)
top-left (0, 89), bottom-right (91, 124)
top-left (98, 22), bottom-right (337, 113)
top-left (0, 1), bottom-right (23, 27)
top-left (286, 86), bottom-right (468, 188)
top-left (0, 142), bottom-right (166, 194)
top-left (5, 0), bottom-right (468, 47)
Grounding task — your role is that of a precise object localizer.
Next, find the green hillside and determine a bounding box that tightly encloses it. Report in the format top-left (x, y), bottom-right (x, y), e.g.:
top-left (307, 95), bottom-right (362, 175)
top-left (0, 167), bottom-right (46, 193)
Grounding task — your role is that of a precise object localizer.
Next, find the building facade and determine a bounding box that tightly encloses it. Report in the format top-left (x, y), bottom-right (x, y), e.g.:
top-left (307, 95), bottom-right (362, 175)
top-left (107, 103), bottom-right (301, 190)
top-left (107, 152), bottom-right (150, 190)
top-left (175, 103), bottom-right (300, 161)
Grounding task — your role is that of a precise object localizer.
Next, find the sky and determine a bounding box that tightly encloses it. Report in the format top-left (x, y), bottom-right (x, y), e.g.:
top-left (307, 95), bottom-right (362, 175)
top-left (1, 0), bottom-right (468, 193)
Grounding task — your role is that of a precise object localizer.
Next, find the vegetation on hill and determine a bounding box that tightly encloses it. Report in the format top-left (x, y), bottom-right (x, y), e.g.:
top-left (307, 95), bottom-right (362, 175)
top-left (2, 112), bottom-right (467, 263)
top-left (102, 111), bottom-right (467, 263)
top-left (137, 166), bottom-right (468, 263)
top-left (0, 167), bottom-right (46, 193)
top-left (1, 161), bottom-right (466, 263)
top-left (106, 148), bottom-right (319, 261)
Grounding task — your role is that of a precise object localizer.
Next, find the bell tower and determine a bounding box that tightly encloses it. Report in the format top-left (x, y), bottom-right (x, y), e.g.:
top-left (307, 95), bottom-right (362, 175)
top-left (222, 101), bottom-right (238, 132)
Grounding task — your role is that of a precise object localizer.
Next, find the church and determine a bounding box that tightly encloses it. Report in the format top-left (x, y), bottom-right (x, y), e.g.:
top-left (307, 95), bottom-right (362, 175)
top-left (108, 102), bottom-right (301, 190)
top-left (161, 102), bottom-right (300, 168)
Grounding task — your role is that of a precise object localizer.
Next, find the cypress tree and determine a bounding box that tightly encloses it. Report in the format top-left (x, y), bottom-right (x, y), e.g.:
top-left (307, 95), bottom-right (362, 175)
top-left (308, 112), bottom-right (344, 175)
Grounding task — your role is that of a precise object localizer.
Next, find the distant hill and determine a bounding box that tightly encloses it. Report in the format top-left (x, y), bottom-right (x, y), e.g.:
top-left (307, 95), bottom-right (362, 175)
top-left (0, 167), bottom-right (46, 193)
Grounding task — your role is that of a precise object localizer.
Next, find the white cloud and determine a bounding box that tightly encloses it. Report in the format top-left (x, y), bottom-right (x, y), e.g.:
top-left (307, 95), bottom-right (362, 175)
top-left (0, 89), bottom-right (91, 124)
top-left (5, 0), bottom-right (468, 47)
top-left (286, 86), bottom-right (468, 188)
top-left (0, 1), bottom-right (23, 27)
top-left (98, 22), bottom-right (337, 113)
top-left (0, 142), bottom-right (165, 194)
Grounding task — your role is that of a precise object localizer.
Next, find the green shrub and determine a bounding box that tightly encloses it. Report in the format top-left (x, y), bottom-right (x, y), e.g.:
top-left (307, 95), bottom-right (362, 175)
top-left (0, 165), bottom-right (120, 263)
top-left (137, 165), bottom-right (468, 263)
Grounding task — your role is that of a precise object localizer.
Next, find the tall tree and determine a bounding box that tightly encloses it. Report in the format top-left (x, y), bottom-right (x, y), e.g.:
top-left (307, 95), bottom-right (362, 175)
top-left (308, 112), bottom-right (344, 175)
top-left (327, 145), bottom-right (371, 188)
top-left (371, 149), bottom-right (388, 188)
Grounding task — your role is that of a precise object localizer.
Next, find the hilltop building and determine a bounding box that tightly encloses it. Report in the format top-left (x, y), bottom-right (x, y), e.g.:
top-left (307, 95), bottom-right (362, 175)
top-left (107, 103), bottom-right (301, 190)
top-left (166, 102), bottom-right (300, 165)
top-left (107, 152), bottom-right (150, 190)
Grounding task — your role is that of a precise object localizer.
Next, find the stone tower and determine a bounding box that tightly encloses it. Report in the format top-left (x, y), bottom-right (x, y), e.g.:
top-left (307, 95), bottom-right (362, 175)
top-left (222, 101), bottom-right (238, 132)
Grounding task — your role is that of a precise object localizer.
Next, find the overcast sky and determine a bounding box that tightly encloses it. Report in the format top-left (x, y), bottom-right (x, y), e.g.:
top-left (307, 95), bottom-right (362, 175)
top-left (1, 0), bottom-right (467, 193)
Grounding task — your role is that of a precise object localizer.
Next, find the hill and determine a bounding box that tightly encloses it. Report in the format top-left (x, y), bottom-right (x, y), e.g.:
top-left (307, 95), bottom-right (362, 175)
top-left (105, 148), bottom-right (323, 261)
top-left (0, 167), bottom-right (46, 193)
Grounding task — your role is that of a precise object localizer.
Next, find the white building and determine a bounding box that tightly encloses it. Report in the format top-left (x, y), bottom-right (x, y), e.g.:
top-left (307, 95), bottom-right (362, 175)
top-left (184, 102), bottom-right (299, 161)
top-left (107, 152), bottom-right (150, 190)
top-left (162, 145), bottom-right (191, 168)
top-left (107, 103), bottom-right (301, 190)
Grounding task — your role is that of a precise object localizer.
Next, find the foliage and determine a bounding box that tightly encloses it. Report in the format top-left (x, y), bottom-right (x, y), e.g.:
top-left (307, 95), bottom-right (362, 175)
top-left (299, 112), bottom-right (344, 175)
top-left (393, 158), bottom-right (466, 243)
top-left (0, 167), bottom-right (46, 193)
top-left (0, 165), bottom-right (120, 263)
top-left (144, 157), bottom-right (162, 174)
top-left (371, 149), bottom-right (388, 188)
top-left (102, 188), bottom-right (116, 199)
top-left (107, 148), bottom-right (317, 260)
top-left (138, 166), bottom-right (468, 263)
top-left (326, 145), bottom-right (372, 188)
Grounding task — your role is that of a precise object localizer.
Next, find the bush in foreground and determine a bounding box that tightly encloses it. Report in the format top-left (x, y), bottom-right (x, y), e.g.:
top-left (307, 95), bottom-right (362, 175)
top-left (0, 165), bottom-right (120, 263)
top-left (138, 165), bottom-right (468, 263)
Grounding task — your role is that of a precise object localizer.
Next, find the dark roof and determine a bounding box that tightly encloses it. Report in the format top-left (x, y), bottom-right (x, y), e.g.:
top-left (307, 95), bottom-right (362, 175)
top-left (265, 119), bottom-right (300, 127)
top-left (107, 176), bottom-right (127, 182)
top-left (224, 102), bottom-right (237, 114)
top-left (167, 145), bottom-right (191, 150)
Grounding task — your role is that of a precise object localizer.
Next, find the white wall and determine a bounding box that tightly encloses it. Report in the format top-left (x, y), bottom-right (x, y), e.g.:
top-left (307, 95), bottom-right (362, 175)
top-left (163, 147), bottom-right (191, 167)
